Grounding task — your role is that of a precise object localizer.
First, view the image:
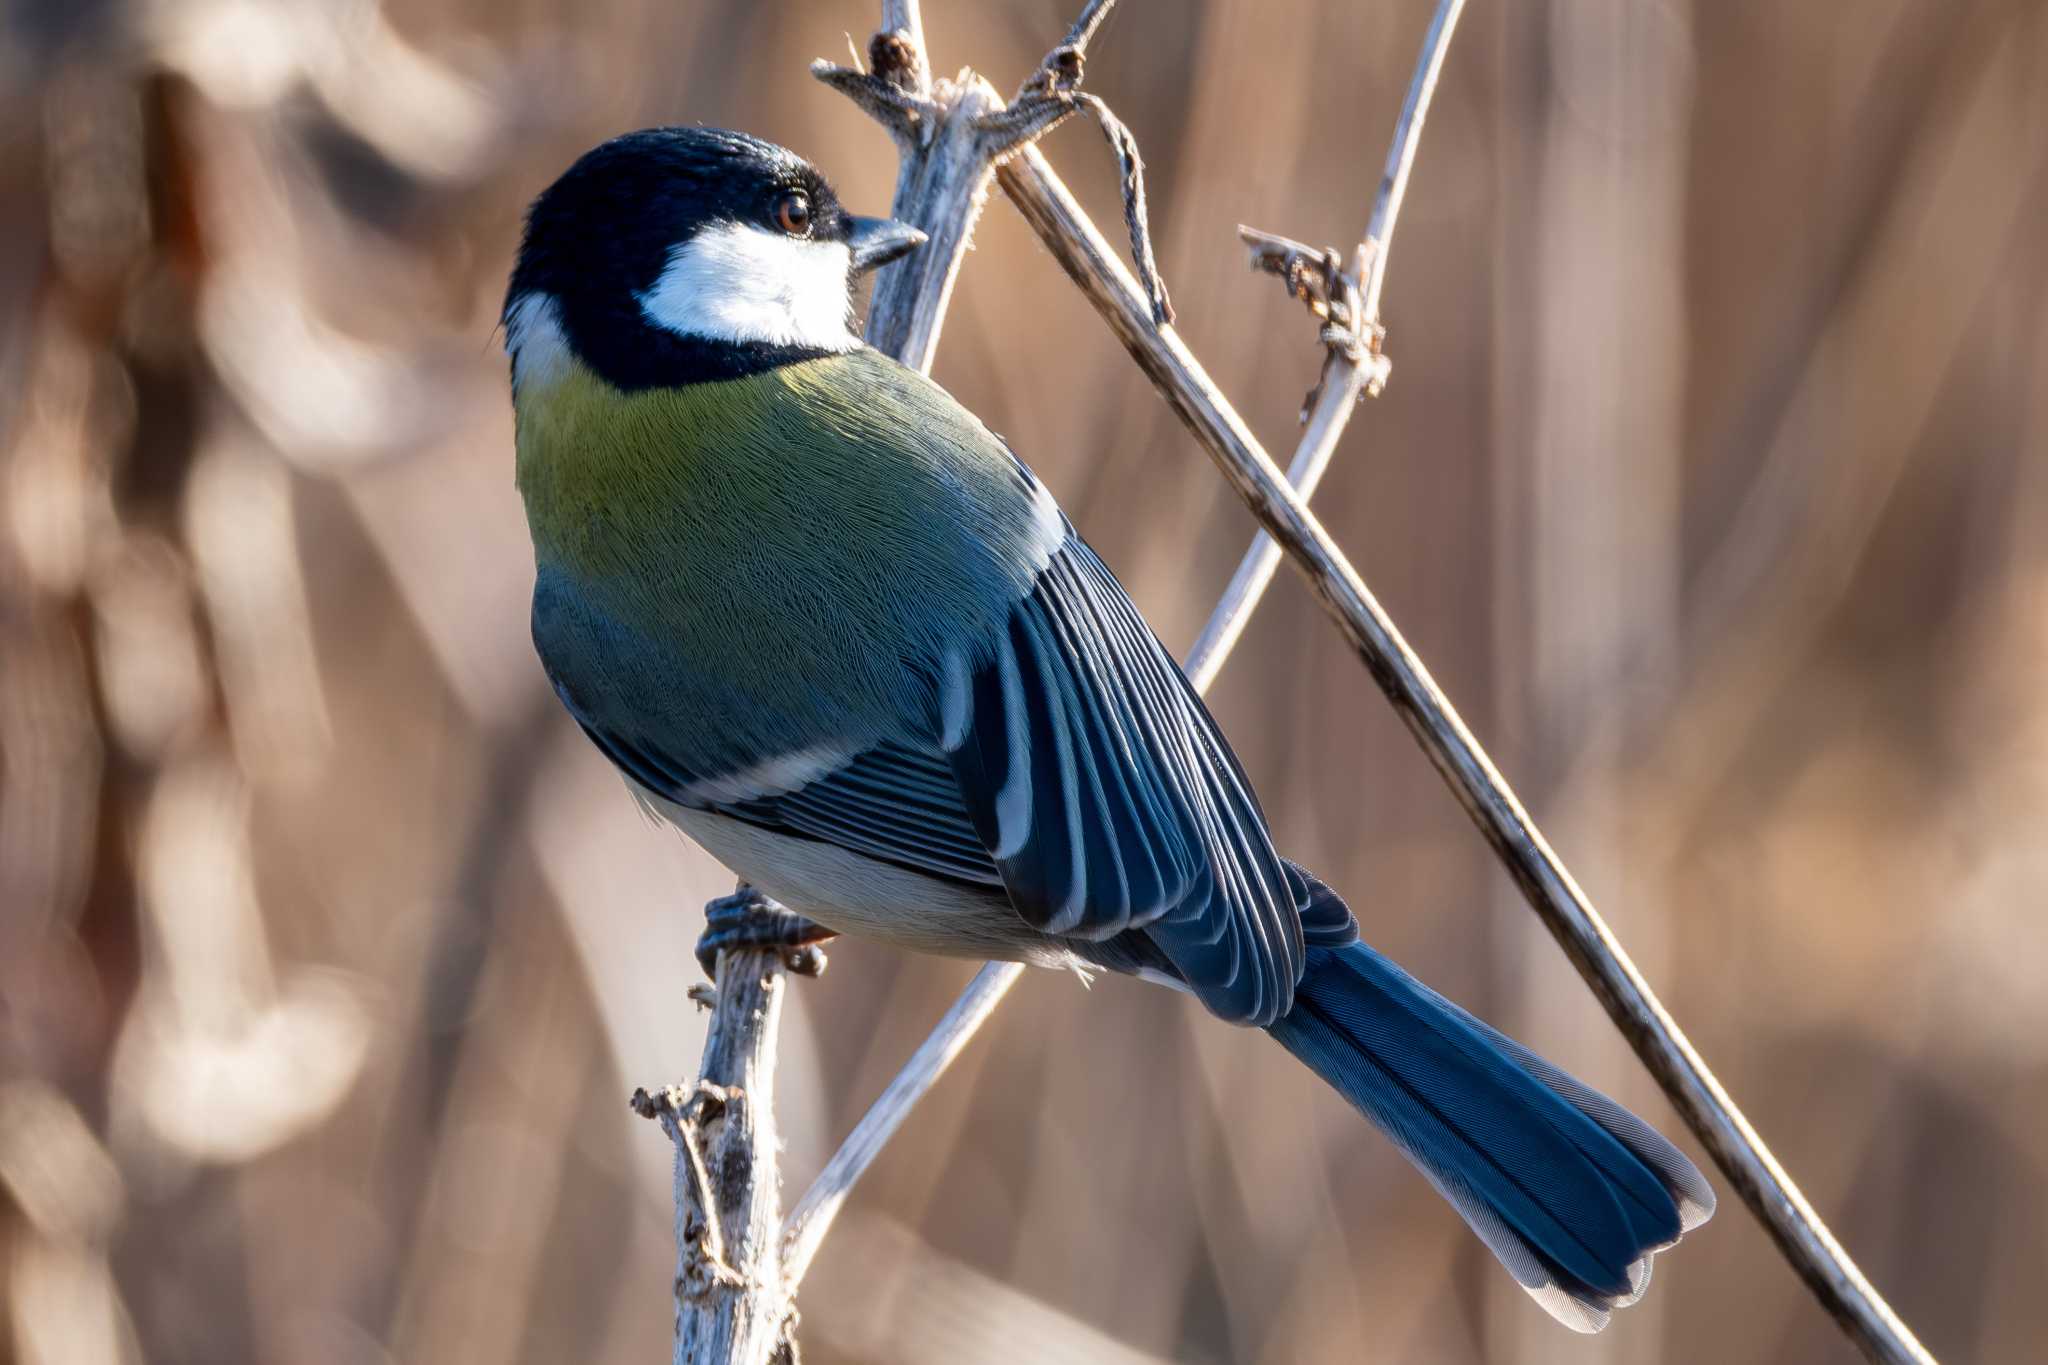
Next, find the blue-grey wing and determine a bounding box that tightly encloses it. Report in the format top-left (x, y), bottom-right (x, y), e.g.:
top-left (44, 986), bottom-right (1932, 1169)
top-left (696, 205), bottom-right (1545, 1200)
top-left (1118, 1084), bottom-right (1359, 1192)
top-left (942, 533), bottom-right (1351, 1026)
top-left (724, 741), bottom-right (1004, 887)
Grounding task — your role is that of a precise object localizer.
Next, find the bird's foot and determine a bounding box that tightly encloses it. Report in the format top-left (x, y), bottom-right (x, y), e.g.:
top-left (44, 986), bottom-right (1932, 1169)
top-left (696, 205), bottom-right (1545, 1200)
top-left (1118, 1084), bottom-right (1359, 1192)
top-left (696, 888), bottom-right (837, 979)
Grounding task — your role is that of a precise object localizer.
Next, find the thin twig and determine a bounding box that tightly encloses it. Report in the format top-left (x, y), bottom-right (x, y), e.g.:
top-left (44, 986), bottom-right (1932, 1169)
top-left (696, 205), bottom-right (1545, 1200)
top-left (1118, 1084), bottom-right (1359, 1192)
top-left (1061, 0), bottom-right (1118, 57)
top-left (1188, 0), bottom-right (1463, 686)
top-left (780, 960), bottom-right (1024, 1285)
top-left (1359, 0), bottom-right (1463, 330)
top-left (635, 1085), bottom-right (747, 1296)
top-left (811, 60), bottom-right (929, 137)
top-left (976, 0), bottom-right (1173, 323)
top-left (994, 139), bottom-right (1935, 1365)
top-left (1184, 357), bottom-right (1369, 692)
top-left (1070, 92), bottom-right (1173, 324)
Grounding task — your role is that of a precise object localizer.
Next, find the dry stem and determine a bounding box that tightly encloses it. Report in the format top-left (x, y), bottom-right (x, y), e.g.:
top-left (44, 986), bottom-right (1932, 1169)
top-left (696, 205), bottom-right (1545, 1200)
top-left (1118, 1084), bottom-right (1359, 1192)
top-left (650, 912), bottom-right (799, 1365)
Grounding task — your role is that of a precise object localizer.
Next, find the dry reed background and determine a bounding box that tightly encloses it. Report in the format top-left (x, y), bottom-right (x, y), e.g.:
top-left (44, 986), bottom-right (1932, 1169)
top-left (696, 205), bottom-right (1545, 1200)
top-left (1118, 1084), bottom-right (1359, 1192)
top-left (3, 1), bottom-right (2045, 1362)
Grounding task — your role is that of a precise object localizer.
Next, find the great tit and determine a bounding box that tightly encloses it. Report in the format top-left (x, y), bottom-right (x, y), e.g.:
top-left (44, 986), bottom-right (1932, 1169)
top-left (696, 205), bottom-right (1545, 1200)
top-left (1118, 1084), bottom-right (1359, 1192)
top-left (504, 127), bottom-right (1713, 1331)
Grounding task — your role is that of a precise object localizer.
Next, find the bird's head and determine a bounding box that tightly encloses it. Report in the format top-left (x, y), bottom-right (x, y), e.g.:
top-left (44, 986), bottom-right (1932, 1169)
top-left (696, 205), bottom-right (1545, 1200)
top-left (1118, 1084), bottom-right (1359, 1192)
top-left (503, 127), bottom-right (924, 392)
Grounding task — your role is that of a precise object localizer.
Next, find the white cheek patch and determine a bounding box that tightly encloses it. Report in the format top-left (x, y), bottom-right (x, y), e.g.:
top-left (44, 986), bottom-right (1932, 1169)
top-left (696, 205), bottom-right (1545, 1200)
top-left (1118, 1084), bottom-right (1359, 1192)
top-left (637, 223), bottom-right (857, 352)
top-left (504, 291), bottom-right (571, 393)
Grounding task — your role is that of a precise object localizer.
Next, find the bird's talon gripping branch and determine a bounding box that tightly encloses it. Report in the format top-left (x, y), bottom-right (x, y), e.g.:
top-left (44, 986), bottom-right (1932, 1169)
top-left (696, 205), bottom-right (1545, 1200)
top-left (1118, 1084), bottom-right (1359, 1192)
top-left (695, 888), bottom-right (840, 980)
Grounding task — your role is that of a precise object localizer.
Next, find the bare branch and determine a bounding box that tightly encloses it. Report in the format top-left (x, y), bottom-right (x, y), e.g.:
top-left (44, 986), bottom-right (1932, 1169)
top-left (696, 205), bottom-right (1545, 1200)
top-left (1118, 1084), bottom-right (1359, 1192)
top-left (808, 60), bottom-right (929, 143)
top-left (992, 139), bottom-right (1936, 1365)
top-left (1069, 92), bottom-right (1173, 324)
top-left (658, 912), bottom-right (799, 1365)
top-left (1060, 0), bottom-right (1119, 58)
top-left (1359, 0), bottom-right (1464, 329)
top-left (1183, 348), bottom-right (1369, 692)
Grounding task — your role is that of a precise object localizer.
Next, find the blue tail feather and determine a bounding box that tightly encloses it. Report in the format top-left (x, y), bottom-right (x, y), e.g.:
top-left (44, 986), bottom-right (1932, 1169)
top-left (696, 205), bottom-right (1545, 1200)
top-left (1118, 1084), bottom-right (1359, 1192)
top-left (1266, 939), bottom-right (1714, 1332)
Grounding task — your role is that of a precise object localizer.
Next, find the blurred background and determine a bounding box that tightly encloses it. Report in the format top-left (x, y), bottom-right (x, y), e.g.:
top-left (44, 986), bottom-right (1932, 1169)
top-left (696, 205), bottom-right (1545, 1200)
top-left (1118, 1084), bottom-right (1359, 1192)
top-left (3, 0), bottom-right (2044, 1361)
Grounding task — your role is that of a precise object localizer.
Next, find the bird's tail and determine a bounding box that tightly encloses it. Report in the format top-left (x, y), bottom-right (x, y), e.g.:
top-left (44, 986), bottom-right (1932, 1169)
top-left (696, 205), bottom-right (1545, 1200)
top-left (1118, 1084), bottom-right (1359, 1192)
top-left (1265, 934), bottom-right (1715, 1332)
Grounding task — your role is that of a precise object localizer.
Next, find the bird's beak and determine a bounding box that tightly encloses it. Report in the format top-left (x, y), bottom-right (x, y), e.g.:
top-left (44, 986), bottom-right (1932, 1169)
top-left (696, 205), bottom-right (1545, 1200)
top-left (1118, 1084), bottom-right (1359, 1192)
top-left (847, 216), bottom-right (926, 273)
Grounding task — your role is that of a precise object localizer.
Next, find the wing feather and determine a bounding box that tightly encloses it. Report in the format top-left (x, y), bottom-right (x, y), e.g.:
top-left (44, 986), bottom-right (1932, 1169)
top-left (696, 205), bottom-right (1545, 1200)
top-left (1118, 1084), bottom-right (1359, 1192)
top-left (944, 535), bottom-right (1307, 1025)
top-left (561, 687), bottom-right (1008, 891)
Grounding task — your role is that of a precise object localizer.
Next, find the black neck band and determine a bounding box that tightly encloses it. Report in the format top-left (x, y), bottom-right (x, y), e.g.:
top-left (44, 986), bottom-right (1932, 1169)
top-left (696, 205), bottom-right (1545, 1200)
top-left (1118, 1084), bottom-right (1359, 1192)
top-left (557, 293), bottom-right (839, 390)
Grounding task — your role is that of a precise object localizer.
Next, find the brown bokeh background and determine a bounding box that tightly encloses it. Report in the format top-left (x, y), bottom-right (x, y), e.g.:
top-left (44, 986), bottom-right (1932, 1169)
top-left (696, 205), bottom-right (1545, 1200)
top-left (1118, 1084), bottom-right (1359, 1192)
top-left (4, 1), bottom-right (2045, 1361)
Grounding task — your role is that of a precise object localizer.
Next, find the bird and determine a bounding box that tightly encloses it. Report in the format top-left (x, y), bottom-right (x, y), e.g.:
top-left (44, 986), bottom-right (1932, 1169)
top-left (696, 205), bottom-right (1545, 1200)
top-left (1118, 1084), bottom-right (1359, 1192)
top-left (504, 126), bottom-right (1714, 1332)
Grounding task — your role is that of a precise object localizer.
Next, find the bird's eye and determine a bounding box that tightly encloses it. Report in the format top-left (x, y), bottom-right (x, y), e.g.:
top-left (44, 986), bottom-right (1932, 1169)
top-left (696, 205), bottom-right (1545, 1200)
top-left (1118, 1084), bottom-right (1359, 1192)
top-left (773, 191), bottom-right (813, 236)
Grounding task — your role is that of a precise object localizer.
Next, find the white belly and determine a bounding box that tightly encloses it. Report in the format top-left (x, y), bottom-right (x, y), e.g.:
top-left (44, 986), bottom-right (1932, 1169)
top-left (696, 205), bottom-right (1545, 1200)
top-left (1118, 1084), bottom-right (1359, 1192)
top-left (648, 795), bottom-right (1079, 968)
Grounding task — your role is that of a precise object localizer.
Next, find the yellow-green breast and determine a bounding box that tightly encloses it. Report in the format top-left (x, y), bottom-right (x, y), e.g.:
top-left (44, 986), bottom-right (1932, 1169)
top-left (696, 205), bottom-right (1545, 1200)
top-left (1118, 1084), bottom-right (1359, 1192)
top-left (514, 347), bottom-right (1063, 766)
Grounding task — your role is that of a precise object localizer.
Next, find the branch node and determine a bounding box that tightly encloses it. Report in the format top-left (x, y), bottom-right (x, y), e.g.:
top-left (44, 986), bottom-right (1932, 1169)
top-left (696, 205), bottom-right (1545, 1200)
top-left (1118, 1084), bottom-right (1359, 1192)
top-left (808, 61), bottom-right (931, 142)
top-left (629, 1083), bottom-right (689, 1122)
top-left (1239, 227), bottom-right (1352, 329)
top-left (1240, 226), bottom-right (1373, 414)
top-left (868, 28), bottom-right (922, 92)
top-left (1360, 322), bottom-right (1391, 398)
top-left (1020, 43), bottom-right (1085, 97)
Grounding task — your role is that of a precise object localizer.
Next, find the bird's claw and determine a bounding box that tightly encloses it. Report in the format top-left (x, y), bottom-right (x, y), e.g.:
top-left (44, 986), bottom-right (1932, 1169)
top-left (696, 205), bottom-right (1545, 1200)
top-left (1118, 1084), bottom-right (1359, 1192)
top-left (695, 890), bottom-right (837, 979)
